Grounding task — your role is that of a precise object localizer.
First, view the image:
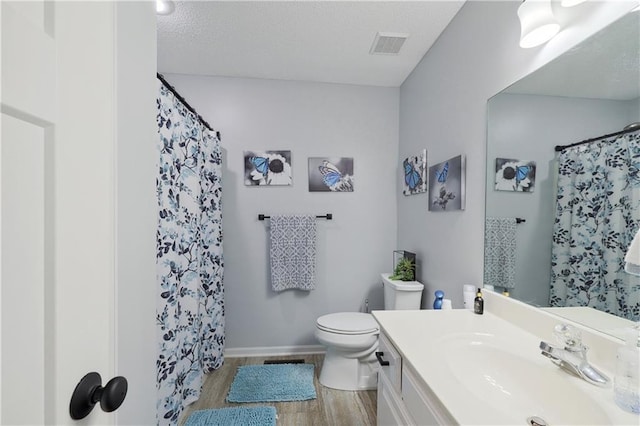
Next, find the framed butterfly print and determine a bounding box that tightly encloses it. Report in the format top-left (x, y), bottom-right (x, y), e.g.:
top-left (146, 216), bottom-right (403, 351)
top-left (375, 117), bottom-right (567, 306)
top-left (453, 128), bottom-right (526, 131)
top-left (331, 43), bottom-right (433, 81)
top-left (402, 149), bottom-right (427, 196)
top-left (494, 158), bottom-right (536, 192)
top-left (308, 157), bottom-right (354, 192)
top-left (428, 155), bottom-right (466, 211)
top-left (243, 150), bottom-right (292, 186)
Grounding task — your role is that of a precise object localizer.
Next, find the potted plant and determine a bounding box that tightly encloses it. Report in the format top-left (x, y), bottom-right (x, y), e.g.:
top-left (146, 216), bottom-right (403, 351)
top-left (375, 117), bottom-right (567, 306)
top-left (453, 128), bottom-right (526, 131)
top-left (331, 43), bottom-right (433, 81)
top-left (389, 257), bottom-right (415, 281)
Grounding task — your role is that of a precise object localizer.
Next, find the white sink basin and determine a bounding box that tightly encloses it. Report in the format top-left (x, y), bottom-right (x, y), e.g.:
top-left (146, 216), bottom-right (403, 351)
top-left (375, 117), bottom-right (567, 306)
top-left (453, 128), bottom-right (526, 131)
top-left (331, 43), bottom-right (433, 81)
top-left (437, 332), bottom-right (611, 425)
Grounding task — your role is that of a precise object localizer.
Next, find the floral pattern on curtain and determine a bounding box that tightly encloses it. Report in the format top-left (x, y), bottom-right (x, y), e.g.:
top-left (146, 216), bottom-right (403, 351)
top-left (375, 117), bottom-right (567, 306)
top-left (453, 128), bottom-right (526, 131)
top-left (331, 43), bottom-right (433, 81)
top-left (156, 80), bottom-right (225, 425)
top-left (550, 129), bottom-right (640, 321)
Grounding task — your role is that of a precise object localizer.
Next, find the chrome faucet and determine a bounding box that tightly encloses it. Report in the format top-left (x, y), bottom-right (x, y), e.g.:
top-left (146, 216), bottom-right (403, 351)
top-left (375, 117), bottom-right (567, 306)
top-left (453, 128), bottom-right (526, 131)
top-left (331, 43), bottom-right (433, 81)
top-left (539, 323), bottom-right (610, 387)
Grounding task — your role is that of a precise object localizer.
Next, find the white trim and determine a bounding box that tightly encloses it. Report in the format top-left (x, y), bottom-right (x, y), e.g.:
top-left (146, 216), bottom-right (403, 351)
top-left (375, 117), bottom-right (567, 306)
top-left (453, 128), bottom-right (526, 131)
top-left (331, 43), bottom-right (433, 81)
top-left (224, 345), bottom-right (325, 358)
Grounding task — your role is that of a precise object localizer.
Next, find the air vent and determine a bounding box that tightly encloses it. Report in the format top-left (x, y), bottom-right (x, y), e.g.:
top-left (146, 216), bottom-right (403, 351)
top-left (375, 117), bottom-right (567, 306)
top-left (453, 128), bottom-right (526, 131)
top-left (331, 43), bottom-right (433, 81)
top-left (369, 32), bottom-right (409, 55)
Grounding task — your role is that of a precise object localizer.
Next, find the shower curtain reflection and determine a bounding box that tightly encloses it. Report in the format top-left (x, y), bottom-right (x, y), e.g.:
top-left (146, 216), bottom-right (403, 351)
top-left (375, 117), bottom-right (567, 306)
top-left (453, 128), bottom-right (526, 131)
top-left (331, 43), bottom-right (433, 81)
top-left (550, 129), bottom-right (640, 321)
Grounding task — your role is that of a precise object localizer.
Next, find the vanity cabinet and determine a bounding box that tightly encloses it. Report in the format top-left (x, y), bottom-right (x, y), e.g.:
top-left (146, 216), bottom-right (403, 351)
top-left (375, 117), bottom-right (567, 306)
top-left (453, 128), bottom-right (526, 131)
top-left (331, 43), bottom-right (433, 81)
top-left (373, 305), bottom-right (637, 426)
top-left (377, 332), bottom-right (455, 426)
top-left (376, 333), bottom-right (411, 425)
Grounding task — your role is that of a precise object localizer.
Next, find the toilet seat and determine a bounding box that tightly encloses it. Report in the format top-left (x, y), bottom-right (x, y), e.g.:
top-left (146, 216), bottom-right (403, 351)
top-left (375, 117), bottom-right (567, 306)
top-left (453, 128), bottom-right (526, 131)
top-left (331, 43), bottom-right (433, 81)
top-left (316, 312), bottom-right (378, 335)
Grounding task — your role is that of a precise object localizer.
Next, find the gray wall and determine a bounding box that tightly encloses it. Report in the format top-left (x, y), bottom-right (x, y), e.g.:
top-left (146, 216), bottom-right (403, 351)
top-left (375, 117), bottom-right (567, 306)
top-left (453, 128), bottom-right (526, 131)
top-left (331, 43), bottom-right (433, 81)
top-left (627, 97), bottom-right (640, 122)
top-left (163, 74), bottom-right (399, 352)
top-left (398, 1), bottom-right (636, 309)
top-left (486, 93), bottom-right (637, 307)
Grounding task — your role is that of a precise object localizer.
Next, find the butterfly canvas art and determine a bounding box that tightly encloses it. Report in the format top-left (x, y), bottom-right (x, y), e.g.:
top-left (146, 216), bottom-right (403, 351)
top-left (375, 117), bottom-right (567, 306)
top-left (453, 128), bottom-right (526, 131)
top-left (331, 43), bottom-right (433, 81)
top-left (428, 155), bottom-right (466, 211)
top-left (402, 149), bottom-right (427, 196)
top-left (244, 150), bottom-right (292, 186)
top-left (308, 157), bottom-right (354, 192)
top-left (494, 158), bottom-right (536, 192)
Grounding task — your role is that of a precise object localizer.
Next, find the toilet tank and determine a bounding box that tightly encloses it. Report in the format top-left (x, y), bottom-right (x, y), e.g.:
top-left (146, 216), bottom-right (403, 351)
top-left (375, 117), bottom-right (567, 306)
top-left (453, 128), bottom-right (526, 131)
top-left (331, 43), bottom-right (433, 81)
top-left (381, 273), bottom-right (424, 310)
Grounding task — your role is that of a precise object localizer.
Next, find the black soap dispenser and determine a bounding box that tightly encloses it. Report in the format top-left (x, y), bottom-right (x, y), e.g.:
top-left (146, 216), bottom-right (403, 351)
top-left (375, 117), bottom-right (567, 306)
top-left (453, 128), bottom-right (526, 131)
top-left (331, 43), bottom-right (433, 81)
top-left (474, 288), bottom-right (484, 315)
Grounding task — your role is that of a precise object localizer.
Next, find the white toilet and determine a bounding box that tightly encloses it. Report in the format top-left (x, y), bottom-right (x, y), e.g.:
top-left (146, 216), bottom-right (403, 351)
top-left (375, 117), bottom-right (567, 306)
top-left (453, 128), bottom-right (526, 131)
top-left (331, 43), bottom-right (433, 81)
top-left (315, 273), bottom-right (424, 390)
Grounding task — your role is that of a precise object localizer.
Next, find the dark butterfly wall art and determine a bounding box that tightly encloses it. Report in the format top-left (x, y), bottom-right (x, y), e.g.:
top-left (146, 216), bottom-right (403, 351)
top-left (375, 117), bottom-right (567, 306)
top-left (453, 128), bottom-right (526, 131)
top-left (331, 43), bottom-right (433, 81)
top-left (494, 158), bottom-right (536, 192)
top-left (244, 150), bottom-right (292, 186)
top-left (308, 157), bottom-right (354, 192)
top-left (402, 149), bottom-right (427, 196)
top-left (428, 155), bottom-right (466, 211)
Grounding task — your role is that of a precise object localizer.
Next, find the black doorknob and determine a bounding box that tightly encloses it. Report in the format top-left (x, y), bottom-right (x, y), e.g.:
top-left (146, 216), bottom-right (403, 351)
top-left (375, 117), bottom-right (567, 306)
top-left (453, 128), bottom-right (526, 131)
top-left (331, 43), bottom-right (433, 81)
top-left (69, 372), bottom-right (128, 420)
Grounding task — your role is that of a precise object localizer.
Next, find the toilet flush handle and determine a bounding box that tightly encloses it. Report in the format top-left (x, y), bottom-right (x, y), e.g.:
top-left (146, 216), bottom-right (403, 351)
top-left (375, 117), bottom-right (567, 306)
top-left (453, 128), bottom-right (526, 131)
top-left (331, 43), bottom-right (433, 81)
top-left (375, 351), bottom-right (390, 366)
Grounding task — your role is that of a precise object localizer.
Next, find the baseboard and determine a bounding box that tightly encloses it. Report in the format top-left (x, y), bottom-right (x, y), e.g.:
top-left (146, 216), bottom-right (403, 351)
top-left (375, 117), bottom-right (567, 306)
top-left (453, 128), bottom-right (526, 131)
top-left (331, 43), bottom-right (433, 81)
top-left (224, 345), bottom-right (325, 358)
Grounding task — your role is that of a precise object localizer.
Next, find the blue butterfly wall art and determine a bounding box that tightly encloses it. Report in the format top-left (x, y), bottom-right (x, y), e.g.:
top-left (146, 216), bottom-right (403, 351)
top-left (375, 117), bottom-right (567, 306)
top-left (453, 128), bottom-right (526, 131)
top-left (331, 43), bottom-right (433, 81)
top-left (494, 158), bottom-right (536, 192)
top-left (428, 155), bottom-right (466, 211)
top-left (308, 157), bottom-right (354, 192)
top-left (402, 149), bottom-right (427, 196)
top-left (244, 150), bottom-right (292, 186)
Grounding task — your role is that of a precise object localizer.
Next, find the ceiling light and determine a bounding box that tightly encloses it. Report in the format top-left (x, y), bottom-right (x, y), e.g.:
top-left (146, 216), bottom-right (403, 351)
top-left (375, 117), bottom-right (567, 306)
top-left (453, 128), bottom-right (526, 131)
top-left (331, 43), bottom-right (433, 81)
top-left (156, 0), bottom-right (174, 15)
top-left (560, 0), bottom-right (587, 6)
top-left (517, 0), bottom-right (561, 49)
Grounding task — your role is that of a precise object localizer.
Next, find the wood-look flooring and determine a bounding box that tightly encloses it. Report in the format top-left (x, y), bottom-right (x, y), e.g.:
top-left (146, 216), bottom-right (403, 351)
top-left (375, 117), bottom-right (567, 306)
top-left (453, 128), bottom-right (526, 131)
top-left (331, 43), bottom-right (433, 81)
top-left (179, 354), bottom-right (377, 426)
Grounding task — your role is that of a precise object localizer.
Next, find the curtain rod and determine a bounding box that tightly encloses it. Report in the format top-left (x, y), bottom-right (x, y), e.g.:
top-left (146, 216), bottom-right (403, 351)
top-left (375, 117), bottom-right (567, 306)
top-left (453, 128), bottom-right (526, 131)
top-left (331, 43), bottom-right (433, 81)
top-left (554, 125), bottom-right (639, 152)
top-left (157, 73), bottom-right (221, 140)
top-left (258, 214), bottom-right (333, 221)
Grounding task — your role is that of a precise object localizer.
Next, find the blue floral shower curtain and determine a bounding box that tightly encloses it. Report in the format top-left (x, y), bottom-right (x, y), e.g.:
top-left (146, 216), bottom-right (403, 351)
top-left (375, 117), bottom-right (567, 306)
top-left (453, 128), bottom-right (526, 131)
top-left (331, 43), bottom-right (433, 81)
top-left (550, 129), bottom-right (640, 321)
top-left (156, 79), bottom-right (224, 424)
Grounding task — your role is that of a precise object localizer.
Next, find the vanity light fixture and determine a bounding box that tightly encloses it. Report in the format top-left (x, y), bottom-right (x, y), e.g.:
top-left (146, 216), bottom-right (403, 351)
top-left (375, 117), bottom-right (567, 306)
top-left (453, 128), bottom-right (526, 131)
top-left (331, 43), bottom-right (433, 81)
top-left (156, 0), bottom-right (175, 15)
top-left (517, 0), bottom-right (561, 48)
top-left (624, 229), bottom-right (640, 276)
top-left (560, 0), bottom-right (587, 7)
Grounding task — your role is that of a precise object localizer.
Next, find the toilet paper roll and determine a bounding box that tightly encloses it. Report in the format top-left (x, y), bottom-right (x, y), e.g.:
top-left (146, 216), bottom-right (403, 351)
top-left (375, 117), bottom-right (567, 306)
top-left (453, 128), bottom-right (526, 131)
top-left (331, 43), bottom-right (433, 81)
top-left (442, 299), bottom-right (452, 310)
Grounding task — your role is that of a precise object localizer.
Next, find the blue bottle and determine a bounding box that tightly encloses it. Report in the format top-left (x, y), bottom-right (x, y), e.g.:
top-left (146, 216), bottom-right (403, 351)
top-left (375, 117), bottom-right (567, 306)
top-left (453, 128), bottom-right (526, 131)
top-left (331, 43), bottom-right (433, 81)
top-left (433, 290), bottom-right (444, 310)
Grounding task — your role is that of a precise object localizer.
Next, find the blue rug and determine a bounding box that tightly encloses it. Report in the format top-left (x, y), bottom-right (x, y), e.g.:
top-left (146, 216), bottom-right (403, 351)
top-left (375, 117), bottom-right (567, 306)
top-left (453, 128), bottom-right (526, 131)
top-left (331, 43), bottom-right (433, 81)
top-left (227, 363), bottom-right (317, 403)
top-left (184, 406), bottom-right (276, 426)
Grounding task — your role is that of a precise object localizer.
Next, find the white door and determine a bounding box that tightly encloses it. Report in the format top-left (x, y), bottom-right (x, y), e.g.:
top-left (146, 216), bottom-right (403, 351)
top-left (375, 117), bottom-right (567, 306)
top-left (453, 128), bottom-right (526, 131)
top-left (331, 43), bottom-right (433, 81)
top-left (1, 2), bottom-right (121, 424)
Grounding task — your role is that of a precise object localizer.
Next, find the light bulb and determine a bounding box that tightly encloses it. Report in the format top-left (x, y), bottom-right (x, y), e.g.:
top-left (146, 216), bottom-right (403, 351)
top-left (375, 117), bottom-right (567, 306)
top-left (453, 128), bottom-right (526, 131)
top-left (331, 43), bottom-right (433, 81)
top-left (518, 0), bottom-right (561, 48)
top-left (156, 0), bottom-right (175, 15)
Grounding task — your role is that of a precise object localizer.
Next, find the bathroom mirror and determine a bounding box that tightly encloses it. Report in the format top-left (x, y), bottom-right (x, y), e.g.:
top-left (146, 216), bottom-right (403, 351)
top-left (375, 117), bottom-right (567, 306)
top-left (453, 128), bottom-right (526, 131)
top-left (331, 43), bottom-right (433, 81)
top-left (485, 10), bottom-right (640, 338)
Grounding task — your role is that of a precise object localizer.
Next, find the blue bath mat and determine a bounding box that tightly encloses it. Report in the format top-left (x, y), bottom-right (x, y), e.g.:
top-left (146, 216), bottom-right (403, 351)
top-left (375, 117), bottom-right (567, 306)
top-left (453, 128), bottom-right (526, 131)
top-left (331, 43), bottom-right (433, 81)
top-left (184, 406), bottom-right (276, 426)
top-left (227, 363), bottom-right (316, 403)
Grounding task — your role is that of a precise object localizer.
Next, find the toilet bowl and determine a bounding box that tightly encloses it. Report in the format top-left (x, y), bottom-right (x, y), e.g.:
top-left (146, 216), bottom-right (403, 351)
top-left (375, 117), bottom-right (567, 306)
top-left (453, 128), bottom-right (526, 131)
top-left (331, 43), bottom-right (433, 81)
top-left (315, 273), bottom-right (424, 391)
top-left (315, 312), bottom-right (380, 390)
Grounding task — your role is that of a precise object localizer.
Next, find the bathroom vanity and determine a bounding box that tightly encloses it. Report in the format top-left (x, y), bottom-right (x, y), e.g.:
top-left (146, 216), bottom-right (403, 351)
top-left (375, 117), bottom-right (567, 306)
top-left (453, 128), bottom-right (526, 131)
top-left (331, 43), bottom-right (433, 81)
top-left (372, 291), bottom-right (639, 425)
top-left (376, 331), bottom-right (454, 425)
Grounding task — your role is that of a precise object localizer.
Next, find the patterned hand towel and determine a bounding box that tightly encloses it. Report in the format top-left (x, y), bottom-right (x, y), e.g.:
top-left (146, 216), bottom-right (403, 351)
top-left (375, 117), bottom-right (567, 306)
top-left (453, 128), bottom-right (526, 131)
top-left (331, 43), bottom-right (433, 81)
top-left (484, 217), bottom-right (517, 289)
top-left (270, 215), bottom-right (317, 291)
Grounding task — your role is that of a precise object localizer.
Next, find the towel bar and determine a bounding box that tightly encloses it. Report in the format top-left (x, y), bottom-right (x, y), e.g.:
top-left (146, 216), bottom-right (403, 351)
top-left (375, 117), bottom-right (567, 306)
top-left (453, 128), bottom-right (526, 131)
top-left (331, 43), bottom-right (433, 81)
top-left (258, 214), bottom-right (332, 221)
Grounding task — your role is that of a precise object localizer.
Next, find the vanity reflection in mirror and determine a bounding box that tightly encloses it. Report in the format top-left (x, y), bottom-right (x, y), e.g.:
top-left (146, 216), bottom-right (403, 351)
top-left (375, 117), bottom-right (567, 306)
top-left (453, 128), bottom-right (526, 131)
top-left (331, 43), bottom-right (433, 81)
top-left (485, 10), bottom-right (640, 333)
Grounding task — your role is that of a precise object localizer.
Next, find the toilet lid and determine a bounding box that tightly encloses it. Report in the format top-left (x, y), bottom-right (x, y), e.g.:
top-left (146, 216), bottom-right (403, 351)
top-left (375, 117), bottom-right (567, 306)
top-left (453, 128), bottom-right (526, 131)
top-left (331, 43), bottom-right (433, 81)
top-left (316, 313), bottom-right (379, 335)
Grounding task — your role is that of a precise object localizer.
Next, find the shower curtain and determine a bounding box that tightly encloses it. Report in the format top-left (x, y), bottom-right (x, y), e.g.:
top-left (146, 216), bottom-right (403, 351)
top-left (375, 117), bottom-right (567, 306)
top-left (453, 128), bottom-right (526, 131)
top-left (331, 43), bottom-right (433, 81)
top-left (550, 129), bottom-right (640, 321)
top-left (156, 79), bottom-right (224, 424)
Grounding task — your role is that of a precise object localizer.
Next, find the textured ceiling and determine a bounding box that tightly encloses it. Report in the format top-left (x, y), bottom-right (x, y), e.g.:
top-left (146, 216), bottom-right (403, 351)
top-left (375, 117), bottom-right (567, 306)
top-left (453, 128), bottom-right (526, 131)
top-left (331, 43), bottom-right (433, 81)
top-left (157, 1), bottom-right (466, 87)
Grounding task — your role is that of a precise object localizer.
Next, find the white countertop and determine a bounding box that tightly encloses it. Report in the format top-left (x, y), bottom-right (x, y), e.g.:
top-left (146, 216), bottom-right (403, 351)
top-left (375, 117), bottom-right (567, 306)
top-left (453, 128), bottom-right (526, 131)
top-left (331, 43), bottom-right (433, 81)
top-left (372, 308), bottom-right (639, 425)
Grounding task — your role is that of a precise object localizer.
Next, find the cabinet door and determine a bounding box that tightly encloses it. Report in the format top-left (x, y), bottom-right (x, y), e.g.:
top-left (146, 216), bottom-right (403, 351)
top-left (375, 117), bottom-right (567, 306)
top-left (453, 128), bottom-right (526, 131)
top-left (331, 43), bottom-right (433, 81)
top-left (378, 333), bottom-right (402, 393)
top-left (377, 366), bottom-right (411, 426)
top-left (402, 366), bottom-right (456, 425)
